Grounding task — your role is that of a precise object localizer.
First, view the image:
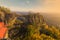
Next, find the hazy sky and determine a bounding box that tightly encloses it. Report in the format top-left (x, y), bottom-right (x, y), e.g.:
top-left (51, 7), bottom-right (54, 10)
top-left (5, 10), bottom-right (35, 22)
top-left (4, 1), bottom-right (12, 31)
top-left (0, 0), bottom-right (60, 13)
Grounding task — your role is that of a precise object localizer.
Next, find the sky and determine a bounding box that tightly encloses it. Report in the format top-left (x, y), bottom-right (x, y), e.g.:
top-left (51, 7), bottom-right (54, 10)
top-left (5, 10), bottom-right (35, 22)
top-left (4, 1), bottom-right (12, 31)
top-left (0, 0), bottom-right (60, 13)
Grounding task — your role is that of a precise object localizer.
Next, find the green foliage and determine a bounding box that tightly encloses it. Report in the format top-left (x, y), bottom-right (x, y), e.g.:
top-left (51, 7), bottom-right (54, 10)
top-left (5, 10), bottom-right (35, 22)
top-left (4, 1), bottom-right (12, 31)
top-left (8, 13), bottom-right (60, 40)
top-left (0, 6), bottom-right (11, 14)
top-left (0, 6), bottom-right (60, 40)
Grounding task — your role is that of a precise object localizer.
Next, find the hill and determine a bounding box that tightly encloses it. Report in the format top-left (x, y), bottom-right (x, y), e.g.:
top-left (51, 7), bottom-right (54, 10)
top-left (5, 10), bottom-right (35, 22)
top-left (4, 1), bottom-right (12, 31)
top-left (16, 12), bottom-right (60, 27)
top-left (0, 7), bottom-right (60, 40)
